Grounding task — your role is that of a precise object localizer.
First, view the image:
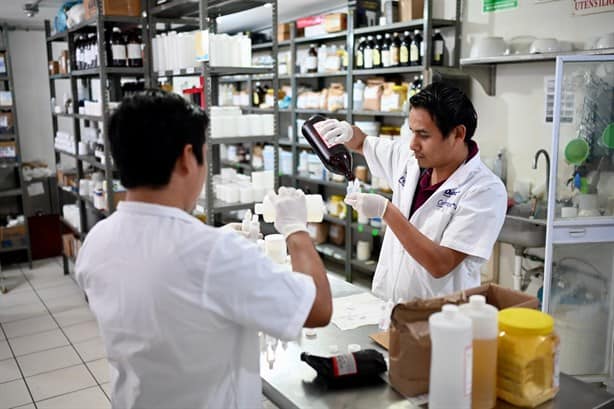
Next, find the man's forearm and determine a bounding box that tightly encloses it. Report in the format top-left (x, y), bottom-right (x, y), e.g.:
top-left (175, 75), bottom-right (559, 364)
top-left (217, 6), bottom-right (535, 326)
top-left (382, 204), bottom-right (465, 278)
top-left (286, 232), bottom-right (332, 326)
top-left (346, 126), bottom-right (367, 155)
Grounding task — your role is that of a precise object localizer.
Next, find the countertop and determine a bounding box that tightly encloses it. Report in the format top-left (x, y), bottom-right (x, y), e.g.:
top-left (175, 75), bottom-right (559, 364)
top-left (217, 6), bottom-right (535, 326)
top-left (260, 274), bottom-right (614, 409)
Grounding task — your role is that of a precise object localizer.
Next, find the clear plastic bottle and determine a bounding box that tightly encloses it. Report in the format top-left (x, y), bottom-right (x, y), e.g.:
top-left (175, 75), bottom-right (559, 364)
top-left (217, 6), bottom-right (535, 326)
top-left (255, 194), bottom-right (325, 223)
top-left (460, 295), bottom-right (498, 409)
top-left (429, 304), bottom-right (473, 409)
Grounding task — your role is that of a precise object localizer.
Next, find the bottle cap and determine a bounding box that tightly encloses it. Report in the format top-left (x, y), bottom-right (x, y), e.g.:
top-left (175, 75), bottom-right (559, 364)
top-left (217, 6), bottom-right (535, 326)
top-left (469, 294), bottom-right (486, 307)
top-left (442, 304), bottom-right (459, 319)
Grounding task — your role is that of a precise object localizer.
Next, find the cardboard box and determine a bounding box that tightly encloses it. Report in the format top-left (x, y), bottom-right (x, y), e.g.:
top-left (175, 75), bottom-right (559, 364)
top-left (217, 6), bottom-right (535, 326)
top-left (388, 284), bottom-right (539, 397)
top-left (48, 60), bottom-right (60, 76)
top-left (84, 0), bottom-right (141, 19)
top-left (307, 222), bottom-right (329, 245)
top-left (1, 224), bottom-right (27, 249)
top-left (399, 0), bottom-right (424, 22)
top-left (278, 23), bottom-right (291, 42)
top-left (0, 141), bottom-right (16, 158)
top-left (59, 51), bottom-right (69, 75)
top-left (0, 112), bottom-right (13, 131)
top-left (324, 13), bottom-right (347, 33)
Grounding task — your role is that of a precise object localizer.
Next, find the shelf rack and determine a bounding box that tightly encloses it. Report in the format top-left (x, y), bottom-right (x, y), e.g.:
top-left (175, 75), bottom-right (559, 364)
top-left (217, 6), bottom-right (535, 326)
top-left (149, 0), bottom-right (280, 225)
top-left (0, 25), bottom-right (32, 270)
top-left (45, 4), bottom-right (150, 275)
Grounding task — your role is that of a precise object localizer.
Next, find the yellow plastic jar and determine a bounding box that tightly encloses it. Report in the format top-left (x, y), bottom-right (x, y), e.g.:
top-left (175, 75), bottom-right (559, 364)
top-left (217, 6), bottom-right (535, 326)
top-left (497, 308), bottom-right (560, 408)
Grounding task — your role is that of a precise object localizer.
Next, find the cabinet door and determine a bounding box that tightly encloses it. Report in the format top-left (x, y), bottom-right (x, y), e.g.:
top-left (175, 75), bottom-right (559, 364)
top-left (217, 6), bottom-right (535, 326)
top-left (551, 57), bottom-right (614, 222)
top-left (547, 242), bottom-right (614, 378)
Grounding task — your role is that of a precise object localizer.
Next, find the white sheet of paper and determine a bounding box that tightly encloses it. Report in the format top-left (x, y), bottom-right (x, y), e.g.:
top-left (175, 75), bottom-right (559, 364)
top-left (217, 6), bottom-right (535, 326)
top-left (332, 292), bottom-right (385, 331)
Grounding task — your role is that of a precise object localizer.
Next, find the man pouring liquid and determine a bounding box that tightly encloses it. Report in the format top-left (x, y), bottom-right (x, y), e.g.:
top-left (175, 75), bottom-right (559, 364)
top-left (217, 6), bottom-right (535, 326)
top-left (316, 82), bottom-right (507, 301)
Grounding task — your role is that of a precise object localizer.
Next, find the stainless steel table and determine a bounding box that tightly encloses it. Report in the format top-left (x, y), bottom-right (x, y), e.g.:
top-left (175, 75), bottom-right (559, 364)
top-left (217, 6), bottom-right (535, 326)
top-left (260, 274), bottom-right (614, 409)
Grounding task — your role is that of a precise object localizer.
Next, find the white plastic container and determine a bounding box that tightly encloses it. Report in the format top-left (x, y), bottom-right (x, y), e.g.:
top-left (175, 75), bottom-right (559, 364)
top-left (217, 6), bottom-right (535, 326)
top-left (264, 234), bottom-right (286, 264)
top-left (429, 304), bottom-right (473, 409)
top-left (255, 194), bottom-right (325, 223)
top-left (353, 80), bottom-right (365, 111)
top-left (459, 295), bottom-right (499, 409)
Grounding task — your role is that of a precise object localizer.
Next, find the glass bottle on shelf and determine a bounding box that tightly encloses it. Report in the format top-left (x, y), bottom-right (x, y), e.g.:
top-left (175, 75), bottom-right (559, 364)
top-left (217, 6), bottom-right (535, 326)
top-left (364, 35), bottom-right (374, 69)
top-left (372, 34), bottom-right (383, 69)
top-left (410, 30), bottom-right (422, 66)
top-left (382, 33), bottom-right (392, 68)
top-left (355, 37), bottom-right (366, 69)
top-left (400, 31), bottom-right (411, 66)
top-left (127, 30), bottom-right (143, 68)
top-left (390, 32), bottom-right (400, 67)
top-left (109, 27), bottom-right (127, 67)
top-left (306, 44), bottom-right (318, 73)
top-left (73, 34), bottom-right (82, 70)
top-left (339, 45), bottom-right (348, 70)
top-left (432, 29), bottom-right (445, 66)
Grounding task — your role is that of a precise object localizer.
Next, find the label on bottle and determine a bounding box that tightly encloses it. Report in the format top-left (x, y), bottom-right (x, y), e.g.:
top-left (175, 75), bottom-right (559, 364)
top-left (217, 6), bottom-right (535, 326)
top-left (364, 49), bottom-right (373, 69)
top-left (420, 42), bottom-right (425, 58)
top-left (464, 344), bottom-right (473, 397)
top-left (434, 42), bottom-right (444, 62)
top-left (112, 44), bottom-right (127, 61)
top-left (332, 354), bottom-right (358, 377)
top-left (356, 51), bottom-right (363, 68)
top-left (372, 49), bottom-right (381, 66)
top-left (342, 52), bottom-right (348, 69)
top-left (382, 50), bottom-right (391, 67)
top-left (127, 43), bottom-right (141, 60)
top-left (390, 46), bottom-right (399, 65)
top-left (400, 46), bottom-right (409, 64)
top-left (410, 45), bottom-right (419, 63)
top-left (305, 56), bottom-right (317, 70)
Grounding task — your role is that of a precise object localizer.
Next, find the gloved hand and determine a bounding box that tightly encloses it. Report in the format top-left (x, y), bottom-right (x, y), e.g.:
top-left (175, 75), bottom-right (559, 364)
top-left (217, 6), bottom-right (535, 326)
top-left (266, 187), bottom-right (308, 239)
top-left (314, 119), bottom-right (354, 146)
top-left (220, 222), bottom-right (263, 240)
top-left (344, 193), bottom-right (389, 219)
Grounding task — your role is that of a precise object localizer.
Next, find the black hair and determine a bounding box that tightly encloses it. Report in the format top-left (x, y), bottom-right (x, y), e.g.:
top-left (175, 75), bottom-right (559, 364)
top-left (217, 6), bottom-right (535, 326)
top-left (409, 82), bottom-right (477, 141)
top-left (109, 89), bottom-right (208, 189)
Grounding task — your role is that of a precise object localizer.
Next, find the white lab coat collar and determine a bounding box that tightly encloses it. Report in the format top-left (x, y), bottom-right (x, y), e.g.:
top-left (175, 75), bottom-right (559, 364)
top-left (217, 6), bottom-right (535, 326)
top-left (117, 201), bottom-right (195, 223)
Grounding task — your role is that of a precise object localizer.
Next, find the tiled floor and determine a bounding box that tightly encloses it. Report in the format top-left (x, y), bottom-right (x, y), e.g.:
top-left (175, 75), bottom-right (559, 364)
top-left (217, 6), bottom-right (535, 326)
top-left (0, 257), bottom-right (281, 409)
top-left (0, 258), bottom-right (109, 409)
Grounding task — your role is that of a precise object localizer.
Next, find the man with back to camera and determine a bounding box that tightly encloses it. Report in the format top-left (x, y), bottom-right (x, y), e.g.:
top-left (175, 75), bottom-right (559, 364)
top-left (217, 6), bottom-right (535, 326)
top-left (75, 90), bottom-right (332, 408)
top-left (316, 82), bottom-right (507, 302)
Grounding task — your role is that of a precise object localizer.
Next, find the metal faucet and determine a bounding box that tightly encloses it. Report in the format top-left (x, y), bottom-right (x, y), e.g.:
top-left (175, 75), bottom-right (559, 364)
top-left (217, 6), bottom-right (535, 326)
top-left (532, 149), bottom-right (550, 199)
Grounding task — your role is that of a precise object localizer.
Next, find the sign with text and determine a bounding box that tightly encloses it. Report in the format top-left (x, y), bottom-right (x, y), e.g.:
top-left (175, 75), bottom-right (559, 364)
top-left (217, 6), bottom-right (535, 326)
top-left (572, 0), bottom-right (614, 15)
top-left (483, 0), bottom-right (518, 12)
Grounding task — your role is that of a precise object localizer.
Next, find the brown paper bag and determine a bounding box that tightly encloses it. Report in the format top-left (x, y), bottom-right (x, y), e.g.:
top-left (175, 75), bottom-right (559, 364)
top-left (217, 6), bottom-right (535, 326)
top-left (388, 284), bottom-right (538, 397)
top-left (327, 83), bottom-right (345, 112)
top-left (362, 78), bottom-right (384, 111)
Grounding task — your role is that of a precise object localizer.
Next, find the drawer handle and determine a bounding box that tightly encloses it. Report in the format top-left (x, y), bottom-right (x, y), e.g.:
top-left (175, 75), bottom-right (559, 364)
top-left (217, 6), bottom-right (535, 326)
top-left (568, 229), bottom-right (586, 238)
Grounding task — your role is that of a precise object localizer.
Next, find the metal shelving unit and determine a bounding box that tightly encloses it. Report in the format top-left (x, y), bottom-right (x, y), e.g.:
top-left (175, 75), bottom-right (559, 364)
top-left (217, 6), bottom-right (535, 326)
top-left (44, 2), bottom-right (149, 275)
top-left (251, 0), bottom-right (463, 281)
top-left (0, 25), bottom-right (33, 273)
top-left (150, 0), bottom-right (279, 225)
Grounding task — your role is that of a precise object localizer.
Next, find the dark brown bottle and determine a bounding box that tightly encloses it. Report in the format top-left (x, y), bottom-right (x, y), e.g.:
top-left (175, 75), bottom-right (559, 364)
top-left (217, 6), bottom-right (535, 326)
top-left (127, 30), bottom-right (142, 67)
top-left (372, 34), bottom-right (382, 69)
top-left (109, 27), bottom-right (127, 67)
top-left (300, 350), bottom-right (387, 388)
top-left (301, 115), bottom-right (354, 180)
top-left (400, 31), bottom-right (411, 66)
top-left (306, 44), bottom-right (318, 73)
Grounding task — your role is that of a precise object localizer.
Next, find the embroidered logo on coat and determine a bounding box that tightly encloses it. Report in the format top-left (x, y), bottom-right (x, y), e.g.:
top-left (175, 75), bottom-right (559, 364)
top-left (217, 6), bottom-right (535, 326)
top-left (398, 175), bottom-right (406, 187)
top-left (443, 188), bottom-right (460, 197)
top-left (436, 199), bottom-right (458, 210)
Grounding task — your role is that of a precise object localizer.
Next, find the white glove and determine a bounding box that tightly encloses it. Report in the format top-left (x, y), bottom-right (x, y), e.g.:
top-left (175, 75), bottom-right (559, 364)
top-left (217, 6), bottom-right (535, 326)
top-left (220, 222), bottom-right (262, 240)
top-left (344, 192), bottom-right (389, 219)
top-left (314, 119), bottom-right (354, 146)
top-left (266, 187), bottom-right (308, 238)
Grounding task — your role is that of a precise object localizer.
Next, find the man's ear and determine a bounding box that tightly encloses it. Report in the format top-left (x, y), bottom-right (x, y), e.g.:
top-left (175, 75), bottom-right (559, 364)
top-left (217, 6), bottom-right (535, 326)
top-left (176, 144), bottom-right (196, 174)
top-left (454, 124), bottom-right (467, 143)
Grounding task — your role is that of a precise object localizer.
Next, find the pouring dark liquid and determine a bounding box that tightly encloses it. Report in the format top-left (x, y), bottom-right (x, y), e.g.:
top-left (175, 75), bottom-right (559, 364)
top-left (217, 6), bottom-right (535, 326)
top-left (301, 115), bottom-right (355, 181)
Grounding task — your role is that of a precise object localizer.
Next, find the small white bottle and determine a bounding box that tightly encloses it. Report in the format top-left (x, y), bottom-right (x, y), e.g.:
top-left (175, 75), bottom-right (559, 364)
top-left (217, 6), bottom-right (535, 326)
top-left (429, 304), bottom-right (473, 409)
top-left (459, 295), bottom-right (499, 409)
top-left (255, 194), bottom-right (325, 223)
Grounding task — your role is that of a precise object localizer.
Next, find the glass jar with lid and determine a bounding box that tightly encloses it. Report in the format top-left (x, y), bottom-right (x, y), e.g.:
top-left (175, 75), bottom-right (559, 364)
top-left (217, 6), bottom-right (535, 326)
top-left (497, 308), bottom-right (560, 408)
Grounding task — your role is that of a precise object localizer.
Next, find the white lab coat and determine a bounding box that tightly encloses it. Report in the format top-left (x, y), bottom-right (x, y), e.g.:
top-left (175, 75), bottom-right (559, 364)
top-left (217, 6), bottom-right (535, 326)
top-left (75, 201), bottom-right (315, 409)
top-left (363, 135), bottom-right (507, 302)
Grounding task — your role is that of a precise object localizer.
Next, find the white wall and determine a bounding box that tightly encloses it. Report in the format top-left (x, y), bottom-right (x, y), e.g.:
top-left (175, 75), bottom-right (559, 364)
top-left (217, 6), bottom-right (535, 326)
top-left (8, 29), bottom-right (55, 167)
top-left (459, 1), bottom-right (614, 287)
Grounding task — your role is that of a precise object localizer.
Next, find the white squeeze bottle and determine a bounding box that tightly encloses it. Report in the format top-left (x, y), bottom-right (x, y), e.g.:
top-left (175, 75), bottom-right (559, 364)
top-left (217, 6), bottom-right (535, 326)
top-left (255, 194), bottom-right (325, 223)
top-left (459, 295), bottom-right (499, 409)
top-left (429, 304), bottom-right (473, 409)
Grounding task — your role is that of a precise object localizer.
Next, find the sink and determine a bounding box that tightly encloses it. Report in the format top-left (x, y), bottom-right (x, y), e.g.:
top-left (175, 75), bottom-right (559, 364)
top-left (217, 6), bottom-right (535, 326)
top-left (498, 204), bottom-right (547, 249)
